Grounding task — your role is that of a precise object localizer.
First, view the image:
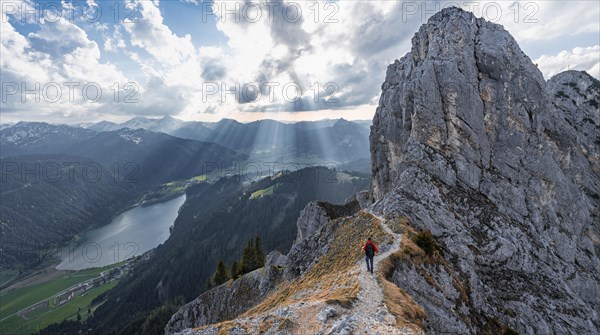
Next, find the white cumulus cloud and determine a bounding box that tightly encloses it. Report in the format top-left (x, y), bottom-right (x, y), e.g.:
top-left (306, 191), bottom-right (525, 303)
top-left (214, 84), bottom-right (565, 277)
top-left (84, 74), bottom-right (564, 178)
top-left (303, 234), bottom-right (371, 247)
top-left (535, 45), bottom-right (600, 79)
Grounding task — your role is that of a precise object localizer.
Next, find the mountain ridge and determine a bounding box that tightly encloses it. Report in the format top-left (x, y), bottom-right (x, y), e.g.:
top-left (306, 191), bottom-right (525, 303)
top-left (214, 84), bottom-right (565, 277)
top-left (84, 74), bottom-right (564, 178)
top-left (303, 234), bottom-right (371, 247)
top-left (88, 117), bottom-right (372, 162)
top-left (2, 118), bottom-right (372, 164)
top-left (0, 122), bottom-right (247, 184)
top-left (369, 7), bottom-right (599, 334)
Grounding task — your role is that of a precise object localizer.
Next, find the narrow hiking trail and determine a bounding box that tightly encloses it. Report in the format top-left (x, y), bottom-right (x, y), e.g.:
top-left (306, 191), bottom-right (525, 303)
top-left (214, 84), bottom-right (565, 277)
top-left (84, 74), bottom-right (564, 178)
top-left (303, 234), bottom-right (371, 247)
top-left (173, 209), bottom-right (423, 335)
top-left (343, 210), bottom-right (420, 335)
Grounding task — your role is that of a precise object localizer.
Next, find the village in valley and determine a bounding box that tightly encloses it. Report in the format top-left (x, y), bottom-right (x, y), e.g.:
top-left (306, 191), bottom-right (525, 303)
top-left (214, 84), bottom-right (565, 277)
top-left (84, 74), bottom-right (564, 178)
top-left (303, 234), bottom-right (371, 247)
top-left (0, 251), bottom-right (154, 334)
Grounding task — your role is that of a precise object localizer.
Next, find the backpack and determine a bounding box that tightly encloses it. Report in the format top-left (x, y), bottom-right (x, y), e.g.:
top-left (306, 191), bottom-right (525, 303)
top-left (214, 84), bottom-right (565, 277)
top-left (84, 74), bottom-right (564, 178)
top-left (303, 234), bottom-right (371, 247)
top-left (365, 243), bottom-right (375, 257)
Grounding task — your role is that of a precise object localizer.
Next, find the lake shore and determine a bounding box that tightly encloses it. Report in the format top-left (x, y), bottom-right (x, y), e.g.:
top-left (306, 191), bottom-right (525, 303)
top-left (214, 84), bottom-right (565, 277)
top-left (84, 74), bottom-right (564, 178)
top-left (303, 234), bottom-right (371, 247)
top-left (56, 194), bottom-right (186, 271)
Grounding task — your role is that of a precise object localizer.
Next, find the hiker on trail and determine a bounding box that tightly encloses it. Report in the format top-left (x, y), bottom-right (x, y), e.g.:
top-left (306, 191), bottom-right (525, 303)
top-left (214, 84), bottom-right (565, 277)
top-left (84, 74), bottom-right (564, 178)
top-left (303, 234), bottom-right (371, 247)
top-left (362, 237), bottom-right (379, 274)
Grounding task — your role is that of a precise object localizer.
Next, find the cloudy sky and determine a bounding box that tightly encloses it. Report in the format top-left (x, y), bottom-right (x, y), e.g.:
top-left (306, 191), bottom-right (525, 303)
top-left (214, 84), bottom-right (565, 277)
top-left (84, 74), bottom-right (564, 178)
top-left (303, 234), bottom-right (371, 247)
top-left (1, 0), bottom-right (599, 124)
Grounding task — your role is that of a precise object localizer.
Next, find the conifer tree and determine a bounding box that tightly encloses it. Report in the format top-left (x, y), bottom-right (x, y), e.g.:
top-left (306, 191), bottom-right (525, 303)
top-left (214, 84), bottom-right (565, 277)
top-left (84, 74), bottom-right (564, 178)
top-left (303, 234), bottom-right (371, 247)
top-left (255, 236), bottom-right (266, 268)
top-left (206, 277), bottom-right (212, 290)
top-left (241, 239), bottom-right (257, 274)
top-left (213, 260), bottom-right (230, 286)
top-left (230, 260), bottom-right (241, 280)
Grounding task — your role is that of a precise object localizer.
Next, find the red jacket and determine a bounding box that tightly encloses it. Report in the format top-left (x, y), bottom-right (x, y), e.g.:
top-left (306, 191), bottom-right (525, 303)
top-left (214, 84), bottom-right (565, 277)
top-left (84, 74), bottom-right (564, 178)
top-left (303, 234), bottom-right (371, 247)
top-left (362, 241), bottom-right (378, 253)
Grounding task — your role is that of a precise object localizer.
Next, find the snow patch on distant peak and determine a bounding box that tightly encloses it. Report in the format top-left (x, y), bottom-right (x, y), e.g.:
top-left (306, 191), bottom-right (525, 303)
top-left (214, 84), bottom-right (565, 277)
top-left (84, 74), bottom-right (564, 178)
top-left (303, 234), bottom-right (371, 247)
top-left (120, 133), bottom-right (142, 144)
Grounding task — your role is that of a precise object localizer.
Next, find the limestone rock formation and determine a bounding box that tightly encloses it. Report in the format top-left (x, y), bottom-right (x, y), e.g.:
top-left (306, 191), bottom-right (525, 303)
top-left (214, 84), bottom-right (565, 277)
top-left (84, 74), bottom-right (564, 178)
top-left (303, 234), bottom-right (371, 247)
top-left (370, 7), bottom-right (599, 334)
top-left (345, 190), bottom-right (371, 209)
top-left (165, 249), bottom-right (291, 334)
top-left (164, 268), bottom-right (265, 334)
top-left (295, 201), bottom-right (331, 242)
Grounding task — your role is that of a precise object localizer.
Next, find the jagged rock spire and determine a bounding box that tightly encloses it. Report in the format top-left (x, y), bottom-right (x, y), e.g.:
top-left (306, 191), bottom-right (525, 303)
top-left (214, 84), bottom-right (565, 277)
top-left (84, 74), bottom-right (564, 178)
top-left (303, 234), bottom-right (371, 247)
top-left (369, 6), bottom-right (599, 334)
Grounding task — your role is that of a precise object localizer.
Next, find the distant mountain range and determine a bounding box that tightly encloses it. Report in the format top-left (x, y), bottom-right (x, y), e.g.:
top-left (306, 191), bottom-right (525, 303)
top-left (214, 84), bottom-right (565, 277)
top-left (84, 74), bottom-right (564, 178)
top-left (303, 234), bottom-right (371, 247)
top-left (1, 117), bottom-right (372, 175)
top-left (0, 122), bottom-right (246, 184)
top-left (85, 116), bottom-right (372, 162)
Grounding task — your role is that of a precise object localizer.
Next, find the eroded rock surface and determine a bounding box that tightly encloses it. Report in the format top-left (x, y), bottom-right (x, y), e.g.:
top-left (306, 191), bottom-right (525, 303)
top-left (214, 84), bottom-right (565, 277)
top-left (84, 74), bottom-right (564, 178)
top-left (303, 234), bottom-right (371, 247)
top-left (370, 7), bottom-right (599, 335)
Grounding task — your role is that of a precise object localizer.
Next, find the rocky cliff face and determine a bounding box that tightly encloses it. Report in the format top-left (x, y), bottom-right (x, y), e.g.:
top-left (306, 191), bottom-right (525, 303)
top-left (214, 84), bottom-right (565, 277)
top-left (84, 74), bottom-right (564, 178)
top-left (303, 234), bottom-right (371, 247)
top-left (370, 7), bottom-right (599, 335)
top-left (164, 251), bottom-right (288, 334)
top-left (295, 201), bottom-right (330, 242)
